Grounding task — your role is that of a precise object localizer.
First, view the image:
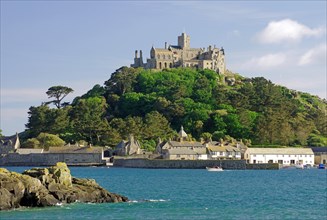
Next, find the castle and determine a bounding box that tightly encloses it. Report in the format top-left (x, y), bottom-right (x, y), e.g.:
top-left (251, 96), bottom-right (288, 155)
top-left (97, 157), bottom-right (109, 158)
top-left (131, 33), bottom-right (226, 74)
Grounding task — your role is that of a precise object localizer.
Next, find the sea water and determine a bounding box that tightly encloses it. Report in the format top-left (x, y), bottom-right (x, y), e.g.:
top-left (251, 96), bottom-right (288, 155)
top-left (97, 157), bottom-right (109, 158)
top-left (1, 167), bottom-right (326, 219)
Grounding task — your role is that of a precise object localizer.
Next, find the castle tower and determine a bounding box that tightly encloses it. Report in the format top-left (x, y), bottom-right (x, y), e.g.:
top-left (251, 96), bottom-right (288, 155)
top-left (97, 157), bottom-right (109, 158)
top-left (132, 50), bottom-right (144, 68)
top-left (178, 33), bottom-right (190, 49)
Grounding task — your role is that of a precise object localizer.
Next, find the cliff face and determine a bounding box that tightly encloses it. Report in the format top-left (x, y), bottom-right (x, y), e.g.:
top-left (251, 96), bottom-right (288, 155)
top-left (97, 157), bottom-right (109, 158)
top-left (0, 162), bottom-right (128, 210)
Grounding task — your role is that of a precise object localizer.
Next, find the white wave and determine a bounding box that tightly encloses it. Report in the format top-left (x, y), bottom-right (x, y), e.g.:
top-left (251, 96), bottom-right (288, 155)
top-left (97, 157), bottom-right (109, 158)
top-left (128, 199), bottom-right (169, 203)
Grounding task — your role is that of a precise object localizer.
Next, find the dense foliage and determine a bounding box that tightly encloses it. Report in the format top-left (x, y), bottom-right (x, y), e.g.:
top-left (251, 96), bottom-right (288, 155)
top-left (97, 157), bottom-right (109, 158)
top-left (23, 67), bottom-right (327, 149)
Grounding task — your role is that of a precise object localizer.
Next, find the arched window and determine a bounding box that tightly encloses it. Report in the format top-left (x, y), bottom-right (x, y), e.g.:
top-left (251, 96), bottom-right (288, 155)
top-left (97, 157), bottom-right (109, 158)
top-left (164, 62), bottom-right (167, 68)
top-left (163, 55), bottom-right (166, 59)
top-left (169, 63), bottom-right (173, 68)
top-left (157, 54), bottom-right (160, 59)
top-left (159, 62), bottom-right (162, 69)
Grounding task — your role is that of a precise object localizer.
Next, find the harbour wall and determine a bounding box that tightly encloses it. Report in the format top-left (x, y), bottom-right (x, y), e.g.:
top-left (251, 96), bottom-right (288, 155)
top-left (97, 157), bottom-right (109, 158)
top-left (113, 158), bottom-right (280, 170)
top-left (0, 153), bottom-right (104, 166)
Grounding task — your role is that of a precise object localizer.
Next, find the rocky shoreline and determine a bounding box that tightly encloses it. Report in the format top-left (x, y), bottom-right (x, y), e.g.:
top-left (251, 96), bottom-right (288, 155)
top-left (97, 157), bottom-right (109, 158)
top-left (0, 162), bottom-right (128, 211)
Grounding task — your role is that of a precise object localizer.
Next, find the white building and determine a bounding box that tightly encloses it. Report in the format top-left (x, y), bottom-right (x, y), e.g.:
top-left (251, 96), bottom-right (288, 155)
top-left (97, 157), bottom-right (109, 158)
top-left (206, 143), bottom-right (241, 159)
top-left (244, 148), bottom-right (314, 165)
top-left (159, 126), bottom-right (208, 160)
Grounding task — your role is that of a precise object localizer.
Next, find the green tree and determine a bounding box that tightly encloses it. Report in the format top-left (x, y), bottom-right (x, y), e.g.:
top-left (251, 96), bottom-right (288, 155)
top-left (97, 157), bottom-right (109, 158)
top-left (45, 86), bottom-right (74, 109)
top-left (201, 132), bottom-right (212, 142)
top-left (72, 84), bottom-right (105, 105)
top-left (37, 133), bottom-right (65, 148)
top-left (143, 111), bottom-right (175, 140)
top-left (105, 67), bottom-right (140, 96)
top-left (21, 138), bottom-right (40, 148)
top-left (70, 97), bottom-right (109, 144)
top-left (25, 105), bottom-right (51, 137)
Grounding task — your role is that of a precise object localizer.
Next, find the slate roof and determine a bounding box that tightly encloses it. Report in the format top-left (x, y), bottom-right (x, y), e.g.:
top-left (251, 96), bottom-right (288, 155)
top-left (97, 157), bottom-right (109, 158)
top-left (246, 148), bottom-right (314, 155)
top-left (169, 45), bottom-right (182, 49)
top-left (153, 48), bottom-right (172, 52)
top-left (16, 148), bottom-right (44, 154)
top-left (310, 147), bottom-right (327, 153)
top-left (193, 148), bottom-right (207, 155)
top-left (46, 146), bottom-right (103, 154)
top-left (169, 141), bottom-right (204, 147)
top-left (178, 126), bottom-right (188, 138)
top-left (0, 135), bottom-right (19, 147)
top-left (167, 148), bottom-right (198, 155)
top-left (207, 145), bottom-right (240, 152)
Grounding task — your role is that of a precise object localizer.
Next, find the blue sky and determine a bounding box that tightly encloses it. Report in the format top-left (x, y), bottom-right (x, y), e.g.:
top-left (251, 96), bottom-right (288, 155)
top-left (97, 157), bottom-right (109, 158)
top-left (1, 1), bottom-right (326, 136)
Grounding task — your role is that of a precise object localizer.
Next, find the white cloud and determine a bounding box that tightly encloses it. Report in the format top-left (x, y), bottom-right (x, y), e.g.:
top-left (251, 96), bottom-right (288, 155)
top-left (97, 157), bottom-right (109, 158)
top-left (242, 53), bottom-right (287, 70)
top-left (298, 43), bottom-right (327, 65)
top-left (258, 19), bottom-right (325, 44)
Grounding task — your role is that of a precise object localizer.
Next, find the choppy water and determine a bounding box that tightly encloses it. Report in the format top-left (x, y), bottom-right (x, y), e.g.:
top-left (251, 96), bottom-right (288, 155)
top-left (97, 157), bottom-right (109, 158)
top-left (1, 167), bottom-right (326, 219)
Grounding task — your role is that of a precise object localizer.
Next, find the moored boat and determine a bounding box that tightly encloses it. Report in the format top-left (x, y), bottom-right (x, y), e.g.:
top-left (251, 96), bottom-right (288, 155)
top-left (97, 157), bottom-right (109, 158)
top-left (206, 166), bottom-right (223, 172)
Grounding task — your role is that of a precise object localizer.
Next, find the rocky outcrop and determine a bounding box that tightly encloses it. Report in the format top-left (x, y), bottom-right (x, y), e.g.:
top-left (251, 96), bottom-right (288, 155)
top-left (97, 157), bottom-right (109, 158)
top-left (0, 162), bottom-right (128, 210)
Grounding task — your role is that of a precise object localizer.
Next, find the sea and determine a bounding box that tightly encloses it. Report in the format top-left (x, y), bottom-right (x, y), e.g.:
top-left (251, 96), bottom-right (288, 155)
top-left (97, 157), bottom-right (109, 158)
top-left (1, 167), bottom-right (326, 220)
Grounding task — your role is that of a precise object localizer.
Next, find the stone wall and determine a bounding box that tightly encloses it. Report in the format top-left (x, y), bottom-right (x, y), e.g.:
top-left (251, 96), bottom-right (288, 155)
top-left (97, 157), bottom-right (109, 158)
top-left (113, 158), bottom-right (280, 170)
top-left (245, 163), bottom-right (281, 170)
top-left (0, 153), bottom-right (104, 166)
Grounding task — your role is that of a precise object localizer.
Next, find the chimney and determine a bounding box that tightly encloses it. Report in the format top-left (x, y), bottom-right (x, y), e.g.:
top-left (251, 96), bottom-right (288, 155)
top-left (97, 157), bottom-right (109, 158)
top-left (165, 42), bottom-right (167, 49)
top-left (140, 50), bottom-right (143, 59)
top-left (135, 50), bottom-right (138, 58)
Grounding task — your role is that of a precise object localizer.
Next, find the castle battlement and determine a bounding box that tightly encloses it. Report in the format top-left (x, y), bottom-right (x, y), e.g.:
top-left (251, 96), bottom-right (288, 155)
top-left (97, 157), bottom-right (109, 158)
top-left (131, 33), bottom-right (226, 74)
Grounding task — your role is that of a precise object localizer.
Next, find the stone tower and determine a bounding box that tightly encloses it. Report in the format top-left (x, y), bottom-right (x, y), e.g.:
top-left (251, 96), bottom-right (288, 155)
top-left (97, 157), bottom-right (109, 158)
top-left (178, 126), bottom-right (188, 142)
top-left (178, 33), bottom-right (190, 49)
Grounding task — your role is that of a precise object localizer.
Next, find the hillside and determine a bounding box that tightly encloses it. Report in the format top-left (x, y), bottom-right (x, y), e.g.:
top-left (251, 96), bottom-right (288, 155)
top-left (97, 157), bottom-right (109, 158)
top-left (23, 67), bottom-right (327, 150)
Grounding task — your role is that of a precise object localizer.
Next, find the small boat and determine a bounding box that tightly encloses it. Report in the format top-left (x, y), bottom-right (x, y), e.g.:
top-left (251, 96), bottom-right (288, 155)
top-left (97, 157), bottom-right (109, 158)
top-left (318, 164), bottom-right (326, 169)
top-left (206, 166), bottom-right (223, 172)
top-left (295, 164), bottom-right (304, 169)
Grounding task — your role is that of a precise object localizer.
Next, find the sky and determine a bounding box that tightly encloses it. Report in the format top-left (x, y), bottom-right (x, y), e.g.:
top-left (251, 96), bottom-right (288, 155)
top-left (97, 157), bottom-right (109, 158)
top-left (1, 0), bottom-right (326, 136)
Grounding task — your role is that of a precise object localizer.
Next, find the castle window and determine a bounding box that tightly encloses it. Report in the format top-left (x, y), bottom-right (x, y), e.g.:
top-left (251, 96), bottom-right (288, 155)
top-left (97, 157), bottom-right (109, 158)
top-left (168, 55), bottom-right (171, 59)
top-left (163, 55), bottom-right (166, 59)
top-left (164, 62), bottom-right (167, 68)
top-left (159, 62), bottom-right (162, 69)
top-left (170, 63), bottom-right (173, 68)
top-left (157, 55), bottom-right (160, 59)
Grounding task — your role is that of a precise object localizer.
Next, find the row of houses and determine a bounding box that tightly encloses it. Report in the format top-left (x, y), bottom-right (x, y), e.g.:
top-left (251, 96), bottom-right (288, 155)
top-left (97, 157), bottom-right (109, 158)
top-left (115, 126), bottom-right (325, 166)
top-left (1, 130), bottom-right (327, 166)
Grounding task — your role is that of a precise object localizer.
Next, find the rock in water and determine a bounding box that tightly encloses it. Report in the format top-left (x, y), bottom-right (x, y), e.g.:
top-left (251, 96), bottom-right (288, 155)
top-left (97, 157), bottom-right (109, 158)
top-left (0, 162), bottom-right (128, 210)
